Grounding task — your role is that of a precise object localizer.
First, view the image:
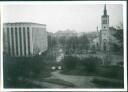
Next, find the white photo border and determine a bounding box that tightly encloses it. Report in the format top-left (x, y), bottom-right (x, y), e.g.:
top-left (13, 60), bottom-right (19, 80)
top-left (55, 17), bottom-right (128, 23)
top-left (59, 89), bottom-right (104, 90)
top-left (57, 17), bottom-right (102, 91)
top-left (0, 1), bottom-right (127, 91)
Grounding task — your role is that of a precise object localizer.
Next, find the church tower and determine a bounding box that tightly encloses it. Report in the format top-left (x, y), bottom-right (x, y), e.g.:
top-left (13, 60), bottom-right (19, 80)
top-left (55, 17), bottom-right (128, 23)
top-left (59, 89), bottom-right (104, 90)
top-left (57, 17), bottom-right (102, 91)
top-left (100, 4), bottom-right (110, 51)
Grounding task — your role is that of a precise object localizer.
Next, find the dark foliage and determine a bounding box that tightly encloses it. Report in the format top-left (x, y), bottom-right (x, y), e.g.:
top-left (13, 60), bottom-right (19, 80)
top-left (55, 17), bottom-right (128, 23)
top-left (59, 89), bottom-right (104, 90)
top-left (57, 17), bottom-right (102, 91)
top-left (61, 56), bottom-right (123, 80)
top-left (62, 56), bottom-right (79, 71)
top-left (111, 28), bottom-right (123, 54)
top-left (92, 77), bottom-right (123, 88)
top-left (81, 56), bottom-right (102, 73)
top-left (3, 55), bottom-right (50, 88)
top-left (48, 35), bottom-right (57, 49)
top-left (97, 65), bottom-right (124, 80)
top-left (62, 56), bottom-right (102, 74)
top-left (58, 34), bottom-right (90, 55)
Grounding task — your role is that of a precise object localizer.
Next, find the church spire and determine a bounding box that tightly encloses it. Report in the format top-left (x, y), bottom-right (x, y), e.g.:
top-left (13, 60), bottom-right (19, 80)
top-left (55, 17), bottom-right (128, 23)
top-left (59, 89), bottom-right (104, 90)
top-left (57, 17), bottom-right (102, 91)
top-left (104, 4), bottom-right (107, 16)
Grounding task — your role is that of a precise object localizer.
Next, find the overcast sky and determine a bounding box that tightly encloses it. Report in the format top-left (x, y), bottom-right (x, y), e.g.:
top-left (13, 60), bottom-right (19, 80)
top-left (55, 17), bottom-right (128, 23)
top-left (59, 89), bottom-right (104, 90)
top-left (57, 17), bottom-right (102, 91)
top-left (3, 3), bottom-right (123, 33)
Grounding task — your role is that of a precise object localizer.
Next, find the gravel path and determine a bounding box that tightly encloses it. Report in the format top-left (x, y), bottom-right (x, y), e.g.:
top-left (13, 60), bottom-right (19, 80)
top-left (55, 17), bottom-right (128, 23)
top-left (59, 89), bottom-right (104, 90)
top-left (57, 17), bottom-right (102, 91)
top-left (47, 70), bottom-right (96, 88)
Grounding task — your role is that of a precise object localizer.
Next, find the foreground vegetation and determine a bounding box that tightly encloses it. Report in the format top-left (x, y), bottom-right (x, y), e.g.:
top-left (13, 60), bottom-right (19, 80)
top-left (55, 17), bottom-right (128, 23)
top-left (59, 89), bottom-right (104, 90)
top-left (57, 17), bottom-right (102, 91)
top-left (3, 54), bottom-right (52, 88)
top-left (61, 56), bottom-right (124, 88)
top-left (92, 77), bottom-right (123, 88)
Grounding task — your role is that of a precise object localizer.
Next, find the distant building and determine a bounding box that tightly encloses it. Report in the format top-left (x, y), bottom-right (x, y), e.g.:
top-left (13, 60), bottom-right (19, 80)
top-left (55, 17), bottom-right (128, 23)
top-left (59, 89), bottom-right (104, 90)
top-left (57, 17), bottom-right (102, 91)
top-left (92, 5), bottom-right (119, 52)
top-left (3, 22), bottom-right (48, 57)
top-left (54, 29), bottom-right (78, 38)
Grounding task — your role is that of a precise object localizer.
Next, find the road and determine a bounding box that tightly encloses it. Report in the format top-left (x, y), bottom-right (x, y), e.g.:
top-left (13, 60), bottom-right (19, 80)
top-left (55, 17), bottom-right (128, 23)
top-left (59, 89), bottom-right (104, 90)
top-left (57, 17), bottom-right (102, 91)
top-left (28, 48), bottom-right (96, 88)
top-left (46, 70), bottom-right (96, 88)
top-left (45, 47), bottom-right (96, 88)
top-left (27, 79), bottom-right (67, 88)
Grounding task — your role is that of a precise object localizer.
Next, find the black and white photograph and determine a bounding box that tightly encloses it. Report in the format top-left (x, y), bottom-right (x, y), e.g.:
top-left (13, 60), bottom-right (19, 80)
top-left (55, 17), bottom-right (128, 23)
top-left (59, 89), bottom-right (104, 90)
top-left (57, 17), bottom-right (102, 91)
top-left (0, 1), bottom-right (127, 91)
top-left (0, 5), bottom-right (1, 90)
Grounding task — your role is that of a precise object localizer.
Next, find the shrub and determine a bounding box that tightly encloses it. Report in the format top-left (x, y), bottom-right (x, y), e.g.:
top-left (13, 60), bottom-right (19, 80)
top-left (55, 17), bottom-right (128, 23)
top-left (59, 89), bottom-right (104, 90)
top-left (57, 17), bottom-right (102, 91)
top-left (62, 56), bottom-right (79, 71)
top-left (61, 56), bottom-right (102, 75)
top-left (3, 55), bottom-right (47, 88)
top-left (81, 56), bottom-right (102, 73)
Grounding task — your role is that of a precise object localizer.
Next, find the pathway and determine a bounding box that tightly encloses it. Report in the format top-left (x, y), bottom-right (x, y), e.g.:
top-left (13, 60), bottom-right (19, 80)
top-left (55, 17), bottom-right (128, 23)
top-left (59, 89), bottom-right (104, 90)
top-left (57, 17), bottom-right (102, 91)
top-left (46, 70), bottom-right (96, 88)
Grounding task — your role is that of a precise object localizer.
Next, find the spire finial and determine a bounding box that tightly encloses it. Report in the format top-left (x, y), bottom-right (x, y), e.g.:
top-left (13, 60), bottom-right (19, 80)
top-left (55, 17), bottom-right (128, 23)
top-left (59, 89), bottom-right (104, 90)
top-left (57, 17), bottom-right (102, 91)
top-left (104, 4), bottom-right (106, 10)
top-left (104, 4), bottom-right (107, 15)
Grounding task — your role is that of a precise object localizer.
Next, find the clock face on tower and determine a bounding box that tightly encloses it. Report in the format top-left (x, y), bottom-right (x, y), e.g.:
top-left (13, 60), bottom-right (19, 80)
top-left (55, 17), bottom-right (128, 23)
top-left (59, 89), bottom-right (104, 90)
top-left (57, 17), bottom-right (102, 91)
top-left (102, 25), bottom-right (108, 30)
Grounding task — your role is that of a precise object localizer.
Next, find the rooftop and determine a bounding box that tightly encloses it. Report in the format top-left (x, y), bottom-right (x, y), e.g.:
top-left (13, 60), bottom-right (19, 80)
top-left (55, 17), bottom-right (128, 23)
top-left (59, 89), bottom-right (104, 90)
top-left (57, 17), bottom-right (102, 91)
top-left (4, 22), bottom-right (46, 26)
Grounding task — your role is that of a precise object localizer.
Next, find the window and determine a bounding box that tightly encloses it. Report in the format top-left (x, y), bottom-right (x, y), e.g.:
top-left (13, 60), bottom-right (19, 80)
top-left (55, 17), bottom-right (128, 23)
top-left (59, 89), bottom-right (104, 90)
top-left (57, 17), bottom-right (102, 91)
top-left (19, 27), bottom-right (22, 55)
top-left (102, 20), bottom-right (107, 24)
top-left (11, 27), bottom-right (14, 55)
top-left (7, 28), bottom-right (10, 55)
top-left (23, 27), bottom-right (26, 55)
top-left (15, 27), bottom-right (18, 55)
top-left (27, 27), bottom-right (31, 55)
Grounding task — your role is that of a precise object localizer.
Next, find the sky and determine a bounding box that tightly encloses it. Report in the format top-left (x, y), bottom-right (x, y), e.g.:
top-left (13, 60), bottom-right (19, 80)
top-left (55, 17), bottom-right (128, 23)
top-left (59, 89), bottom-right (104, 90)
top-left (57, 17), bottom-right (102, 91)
top-left (3, 3), bottom-right (123, 33)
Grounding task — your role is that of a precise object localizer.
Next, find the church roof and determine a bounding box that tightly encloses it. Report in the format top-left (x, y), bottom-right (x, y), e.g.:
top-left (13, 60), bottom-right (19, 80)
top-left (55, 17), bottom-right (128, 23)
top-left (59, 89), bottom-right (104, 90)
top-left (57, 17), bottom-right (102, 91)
top-left (4, 22), bottom-right (46, 26)
top-left (102, 4), bottom-right (109, 17)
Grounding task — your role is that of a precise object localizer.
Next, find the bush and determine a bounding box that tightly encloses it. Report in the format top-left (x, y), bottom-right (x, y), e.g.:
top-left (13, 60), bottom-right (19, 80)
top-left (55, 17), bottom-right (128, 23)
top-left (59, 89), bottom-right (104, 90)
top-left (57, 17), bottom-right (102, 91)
top-left (3, 55), bottom-right (48, 88)
top-left (61, 56), bottom-right (102, 75)
top-left (81, 56), bottom-right (102, 73)
top-left (62, 56), bottom-right (79, 71)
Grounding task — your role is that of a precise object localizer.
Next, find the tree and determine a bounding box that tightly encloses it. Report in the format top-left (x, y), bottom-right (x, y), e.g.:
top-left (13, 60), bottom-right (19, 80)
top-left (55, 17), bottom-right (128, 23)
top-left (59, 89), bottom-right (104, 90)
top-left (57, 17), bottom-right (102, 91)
top-left (48, 34), bottom-right (57, 49)
top-left (81, 57), bottom-right (102, 73)
top-left (59, 36), bottom-right (66, 47)
top-left (78, 34), bottom-right (90, 53)
top-left (64, 36), bottom-right (78, 55)
top-left (62, 56), bottom-right (79, 71)
top-left (116, 22), bottom-right (123, 30)
top-left (111, 23), bottom-right (123, 54)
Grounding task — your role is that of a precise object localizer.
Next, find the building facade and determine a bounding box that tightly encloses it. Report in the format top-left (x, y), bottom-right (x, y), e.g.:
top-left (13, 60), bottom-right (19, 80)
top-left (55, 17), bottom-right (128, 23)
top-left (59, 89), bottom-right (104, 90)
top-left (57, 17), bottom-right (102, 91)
top-left (100, 4), bottom-right (110, 51)
top-left (3, 22), bottom-right (48, 57)
top-left (92, 5), bottom-right (110, 52)
top-left (92, 5), bottom-right (120, 52)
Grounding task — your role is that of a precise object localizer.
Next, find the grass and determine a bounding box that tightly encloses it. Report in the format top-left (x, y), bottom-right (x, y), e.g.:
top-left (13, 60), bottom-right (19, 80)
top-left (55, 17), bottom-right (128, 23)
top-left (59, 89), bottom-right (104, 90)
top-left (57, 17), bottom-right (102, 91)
top-left (61, 69), bottom-right (93, 76)
top-left (15, 80), bottom-right (43, 88)
top-left (96, 65), bottom-right (124, 80)
top-left (4, 78), bottom-right (43, 88)
top-left (3, 55), bottom-right (52, 88)
top-left (92, 77), bottom-right (124, 88)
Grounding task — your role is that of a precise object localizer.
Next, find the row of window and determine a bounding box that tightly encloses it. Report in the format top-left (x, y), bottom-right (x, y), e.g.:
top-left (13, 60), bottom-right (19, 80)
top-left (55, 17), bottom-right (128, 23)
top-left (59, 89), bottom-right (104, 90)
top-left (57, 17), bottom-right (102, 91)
top-left (102, 19), bottom-right (109, 24)
top-left (5, 27), bottom-right (31, 56)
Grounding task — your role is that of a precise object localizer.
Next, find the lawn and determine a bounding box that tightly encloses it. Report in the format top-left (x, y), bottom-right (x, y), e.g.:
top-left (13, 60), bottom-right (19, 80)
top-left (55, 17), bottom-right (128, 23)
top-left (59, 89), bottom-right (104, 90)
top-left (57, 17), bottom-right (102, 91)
top-left (92, 77), bottom-right (124, 88)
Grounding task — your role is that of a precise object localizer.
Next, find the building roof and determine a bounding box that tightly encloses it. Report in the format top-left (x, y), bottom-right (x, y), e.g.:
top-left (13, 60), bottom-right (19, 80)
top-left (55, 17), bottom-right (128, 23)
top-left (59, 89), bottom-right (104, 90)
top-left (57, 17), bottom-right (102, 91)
top-left (102, 4), bottom-right (109, 17)
top-left (4, 22), bottom-right (46, 26)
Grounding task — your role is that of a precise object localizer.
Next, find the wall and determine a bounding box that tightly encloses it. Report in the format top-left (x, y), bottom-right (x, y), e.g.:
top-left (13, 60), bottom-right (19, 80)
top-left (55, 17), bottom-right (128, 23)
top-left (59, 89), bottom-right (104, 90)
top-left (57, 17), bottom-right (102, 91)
top-left (32, 27), bottom-right (48, 55)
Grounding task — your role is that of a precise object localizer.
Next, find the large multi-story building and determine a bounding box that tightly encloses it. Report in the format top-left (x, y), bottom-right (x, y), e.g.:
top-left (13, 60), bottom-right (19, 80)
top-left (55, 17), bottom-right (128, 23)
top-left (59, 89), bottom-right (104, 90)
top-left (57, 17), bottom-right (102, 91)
top-left (3, 22), bottom-right (48, 57)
